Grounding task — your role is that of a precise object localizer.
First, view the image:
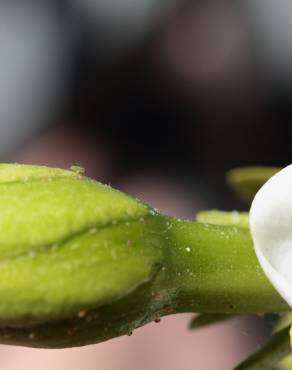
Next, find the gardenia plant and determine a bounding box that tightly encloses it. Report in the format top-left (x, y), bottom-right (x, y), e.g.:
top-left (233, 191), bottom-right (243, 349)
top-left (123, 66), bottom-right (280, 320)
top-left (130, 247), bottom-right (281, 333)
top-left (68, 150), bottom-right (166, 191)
top-left (0, 163), bottom-right (290, 370)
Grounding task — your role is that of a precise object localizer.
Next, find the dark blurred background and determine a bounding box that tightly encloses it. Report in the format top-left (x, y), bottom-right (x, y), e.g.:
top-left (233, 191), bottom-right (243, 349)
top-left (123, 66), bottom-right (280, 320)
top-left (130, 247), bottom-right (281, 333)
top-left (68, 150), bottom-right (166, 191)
top-left (0, 0), bottom-right (290, 369)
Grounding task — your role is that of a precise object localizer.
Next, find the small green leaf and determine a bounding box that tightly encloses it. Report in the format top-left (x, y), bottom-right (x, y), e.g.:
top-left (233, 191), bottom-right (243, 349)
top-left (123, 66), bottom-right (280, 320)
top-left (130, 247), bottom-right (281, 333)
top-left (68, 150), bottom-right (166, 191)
top-left (274, 313), bottom-right (292, 333)
top-left (234, 326), bottom-right (291, 370)
top-left (227, 167), bottom-right (280, 203)
top-left (270, 314), bottom-right (292, 369)
top-left (189, 314), bottom-right (236, 329)
top-left (274, 315), bottom-right (292, 369)
top-left (277, 354), bottom-right (292, 370)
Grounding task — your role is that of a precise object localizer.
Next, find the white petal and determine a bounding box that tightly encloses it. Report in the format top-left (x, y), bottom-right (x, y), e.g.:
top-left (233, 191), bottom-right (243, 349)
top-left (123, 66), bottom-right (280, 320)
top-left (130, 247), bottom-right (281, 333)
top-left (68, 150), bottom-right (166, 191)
top-left (250, 164), bottom-right (292, 307)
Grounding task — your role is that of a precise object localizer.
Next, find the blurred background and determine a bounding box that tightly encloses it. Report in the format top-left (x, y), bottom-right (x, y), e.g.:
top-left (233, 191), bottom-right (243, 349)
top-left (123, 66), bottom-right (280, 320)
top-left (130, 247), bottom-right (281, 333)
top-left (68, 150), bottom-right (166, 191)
top-left (0, 0), bottom-right (291, 368)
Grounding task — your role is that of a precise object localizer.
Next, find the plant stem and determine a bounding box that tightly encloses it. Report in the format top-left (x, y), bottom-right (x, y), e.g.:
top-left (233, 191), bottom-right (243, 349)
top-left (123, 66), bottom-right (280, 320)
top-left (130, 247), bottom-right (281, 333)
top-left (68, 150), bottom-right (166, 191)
top-left (164, 217), bottom-right (289, 313)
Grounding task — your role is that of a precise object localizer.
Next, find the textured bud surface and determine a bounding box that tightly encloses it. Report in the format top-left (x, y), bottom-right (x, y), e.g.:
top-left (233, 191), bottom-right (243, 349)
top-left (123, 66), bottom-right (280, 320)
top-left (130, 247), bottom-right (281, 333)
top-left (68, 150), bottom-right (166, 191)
top-left (0, 164), bottom-right (163, 326)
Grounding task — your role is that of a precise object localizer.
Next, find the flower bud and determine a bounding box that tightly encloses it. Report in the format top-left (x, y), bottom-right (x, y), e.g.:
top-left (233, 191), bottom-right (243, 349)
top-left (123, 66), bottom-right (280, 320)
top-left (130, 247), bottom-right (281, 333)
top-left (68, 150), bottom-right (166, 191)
top-left (0, 164), bottom-right (164, 347)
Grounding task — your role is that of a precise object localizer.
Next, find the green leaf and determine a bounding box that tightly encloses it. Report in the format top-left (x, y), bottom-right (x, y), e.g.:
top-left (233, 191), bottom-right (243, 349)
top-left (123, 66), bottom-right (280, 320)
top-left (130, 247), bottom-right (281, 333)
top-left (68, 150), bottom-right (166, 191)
top-left (274, 314), bottom-right (292, 369)
top-left (189, 313), bottom-right (236, 329)
top-left (226, 167), bottom-right (280, 203)
top-left (274, 314), bottom-right (292, 333)
top-left (277, 355), bottom-right (292, 370)
top-left (233, 326), bottom-right (291, 370)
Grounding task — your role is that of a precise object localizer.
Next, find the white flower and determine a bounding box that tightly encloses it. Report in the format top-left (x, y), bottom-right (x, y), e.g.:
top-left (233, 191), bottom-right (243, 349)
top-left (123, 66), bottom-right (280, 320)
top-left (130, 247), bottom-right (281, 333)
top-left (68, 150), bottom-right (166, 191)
top-left (250, 164), bottom-right (292, 307)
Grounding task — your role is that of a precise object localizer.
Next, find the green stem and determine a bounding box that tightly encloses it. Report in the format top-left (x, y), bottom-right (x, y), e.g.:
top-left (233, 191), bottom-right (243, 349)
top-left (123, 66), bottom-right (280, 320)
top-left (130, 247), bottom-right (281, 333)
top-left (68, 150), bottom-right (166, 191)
top-left (165, 218), bottom-right (289, 313)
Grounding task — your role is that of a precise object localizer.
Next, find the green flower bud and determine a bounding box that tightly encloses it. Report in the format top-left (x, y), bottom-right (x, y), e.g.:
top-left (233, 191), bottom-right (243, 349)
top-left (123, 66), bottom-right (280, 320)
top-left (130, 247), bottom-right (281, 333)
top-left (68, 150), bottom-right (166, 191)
top-left (0, 164), bottom-right (166, 347)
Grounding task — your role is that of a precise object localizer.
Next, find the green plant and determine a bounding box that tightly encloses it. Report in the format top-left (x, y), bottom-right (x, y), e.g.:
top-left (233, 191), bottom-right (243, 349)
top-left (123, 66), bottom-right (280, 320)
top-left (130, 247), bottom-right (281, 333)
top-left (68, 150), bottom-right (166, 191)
top-left (0, 163), bottom-right (290, 369)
